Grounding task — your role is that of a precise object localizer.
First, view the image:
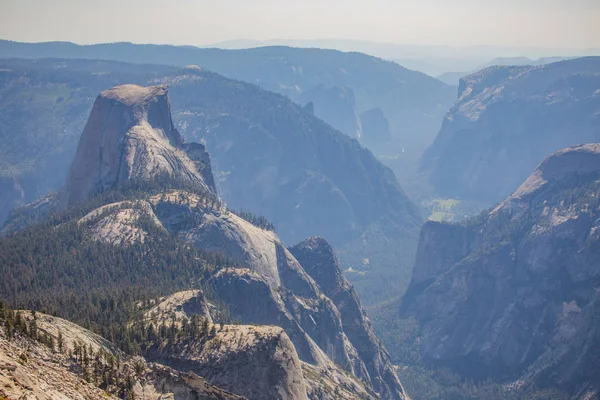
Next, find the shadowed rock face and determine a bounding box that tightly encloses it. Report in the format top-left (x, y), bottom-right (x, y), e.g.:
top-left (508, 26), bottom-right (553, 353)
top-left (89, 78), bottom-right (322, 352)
top-left (298, 85), bottom-right (362, 139)
top-left (422, 57), bottom-right (600, 204)
top-left (360, 108), bottom-right (392, 144)
top-left (404, 144), bottom-right (600, 396)
top-left (290, 237), bottom-right (408, 400)
top-left (61, 84), bottom-right (215, 208)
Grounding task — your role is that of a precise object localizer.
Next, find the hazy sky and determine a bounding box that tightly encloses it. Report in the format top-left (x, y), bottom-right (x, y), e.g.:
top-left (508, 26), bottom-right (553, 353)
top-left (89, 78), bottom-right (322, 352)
top-left (1, 0), bottom-right (599, 49)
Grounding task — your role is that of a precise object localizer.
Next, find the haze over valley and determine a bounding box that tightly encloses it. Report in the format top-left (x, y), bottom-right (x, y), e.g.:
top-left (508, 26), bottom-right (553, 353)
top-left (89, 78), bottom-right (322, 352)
top-left (0, 1), bottom-right (599, 399)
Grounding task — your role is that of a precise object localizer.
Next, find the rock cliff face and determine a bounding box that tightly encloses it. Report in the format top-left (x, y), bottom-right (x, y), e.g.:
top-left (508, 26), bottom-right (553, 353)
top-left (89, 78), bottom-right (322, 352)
top-left (290, 237), bottom-right (407, 400)
top-left (163, 68), bottom-right (422, 303)
top-left (298, 85), bottom-right (362, 139)
top-left (403, 144), bottom-right (600, 396)
top-left (360, 108), bottom-right (392, 144)
top-left (141, 290), bottom-right (378, 400)
top-left (147, 324), bottom-right (308, 400)
top-left (61, 84), bottom-right (214, 208)
top-left (66, 84), bottom-right (408, 399)
top-left (422, 57), bottom-right (600, 204)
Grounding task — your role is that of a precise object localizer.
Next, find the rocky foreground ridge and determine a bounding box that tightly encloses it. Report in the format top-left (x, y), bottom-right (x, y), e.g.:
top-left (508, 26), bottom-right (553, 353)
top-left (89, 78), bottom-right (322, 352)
top-left (0, 310), bottom-right (246, 400)
top-left (2, 84), bottom-right (408, 399)
top-left (403, 144), bottom-right (600, 398)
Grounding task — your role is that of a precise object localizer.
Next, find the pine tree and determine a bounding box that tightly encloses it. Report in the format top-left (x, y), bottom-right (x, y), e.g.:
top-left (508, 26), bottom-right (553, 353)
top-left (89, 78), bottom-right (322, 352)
top-left (57, 331), bottom-right (64, 353)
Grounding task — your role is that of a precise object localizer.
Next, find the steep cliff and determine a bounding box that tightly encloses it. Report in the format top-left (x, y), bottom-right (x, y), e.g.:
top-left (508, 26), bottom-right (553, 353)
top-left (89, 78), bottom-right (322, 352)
top-left (61, 84), bottom-right (214, 208)
top-left (360, 108), bottom-right (392, 144)
top-left (298, 85), bottom-right (362, 139)
top-left (141, 290), bottom-right (378, 400)
top-left (404, 144), bottom-right (600, 396)
top-left (290, 237), bottom-right (408, 400)
top-left (146, 324), bottom-right (308, 400)
top-left (422, 57), bottom-right (600, 204)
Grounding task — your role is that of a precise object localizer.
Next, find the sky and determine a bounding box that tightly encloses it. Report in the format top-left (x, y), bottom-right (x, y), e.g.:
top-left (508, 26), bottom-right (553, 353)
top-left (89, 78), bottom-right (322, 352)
top-left (1, 0), bottom-right (599, 49)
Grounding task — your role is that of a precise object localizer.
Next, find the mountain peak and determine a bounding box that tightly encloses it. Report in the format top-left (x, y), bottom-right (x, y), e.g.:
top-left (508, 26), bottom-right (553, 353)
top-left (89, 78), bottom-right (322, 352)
top-left (61, 83), bottom-right (215, 207)
top-left (497, 143), bottom-right (600, 209)
top-left (99, 83), bottom-right (169, 107)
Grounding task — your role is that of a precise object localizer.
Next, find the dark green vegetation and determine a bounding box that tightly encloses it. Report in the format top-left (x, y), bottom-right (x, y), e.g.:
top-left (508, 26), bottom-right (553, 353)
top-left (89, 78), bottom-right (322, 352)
top-left (229, 209), bottom-right (275, 231)
top-left (0, 299), bottom-right (233, 400)
top-left (0, 58), bottom-right (422, 305)
top-left (370, 303), bottom-right (572, 400)
top-left (0, 304), bottom-right (137, 398)
top-left (0, 180), bottom-right (233, 347)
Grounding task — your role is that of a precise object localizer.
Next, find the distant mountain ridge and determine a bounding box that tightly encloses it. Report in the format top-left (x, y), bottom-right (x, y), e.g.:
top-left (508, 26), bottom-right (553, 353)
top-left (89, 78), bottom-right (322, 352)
top-left (0, 39), bottom-right (457, 194)
top-left (422, 56), bottom-right (600, 205)
top-left (436, 56), bottom-right (571, 85)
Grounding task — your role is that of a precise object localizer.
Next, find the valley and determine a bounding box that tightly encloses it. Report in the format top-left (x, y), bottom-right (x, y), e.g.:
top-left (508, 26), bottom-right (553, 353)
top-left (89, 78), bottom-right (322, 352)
top-left (0, 30), bottom-right (598, 400)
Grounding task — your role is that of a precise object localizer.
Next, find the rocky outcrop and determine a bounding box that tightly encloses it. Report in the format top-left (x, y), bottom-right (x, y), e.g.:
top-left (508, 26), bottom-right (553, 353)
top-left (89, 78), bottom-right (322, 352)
top-left (301, 362), bottom-right (377, 400)
top-left (146, 192), bottom-right (411, 398)
top-left (403, 144), bottom-right (600, 396)
top-left (77, 191), bottom-right (408, 398)
top-left (298, 85), bottom-right (362, 139)
top-left (142, 193), bottom-right (375, 381)
top-left (146, 324), bottom-right (307, 400)
top-left (144, 289), bottom-right (214, 325)
top-left (422, 56), bottom-right (600, 204)
top-left (61, 84), bottom-right (215, 208)
top-left (77, 200), bottom-right (165, 245)
top-left (0, 312), bottom-right (245, 400)
top-left (0, 333), bottom-right (119, 400)
top-left (290, 237), bottom-right (408, 400)
top-left (147, 290), bottom-right (379, 400)
top-left (133, 363), bottom-right (246, 400)
top-left (360, 108), bottom-right (392, 144)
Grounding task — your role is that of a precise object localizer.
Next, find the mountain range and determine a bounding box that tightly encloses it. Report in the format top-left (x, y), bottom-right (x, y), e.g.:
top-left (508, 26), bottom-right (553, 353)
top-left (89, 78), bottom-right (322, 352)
top-left (0, 58), bottom-right (422, 304)
top-left (0, 39), bottom-right (457, 193)
top-left (0, 83), bottom-right (409, 399)
top-left (1, 41), bottom-right (600, 400)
